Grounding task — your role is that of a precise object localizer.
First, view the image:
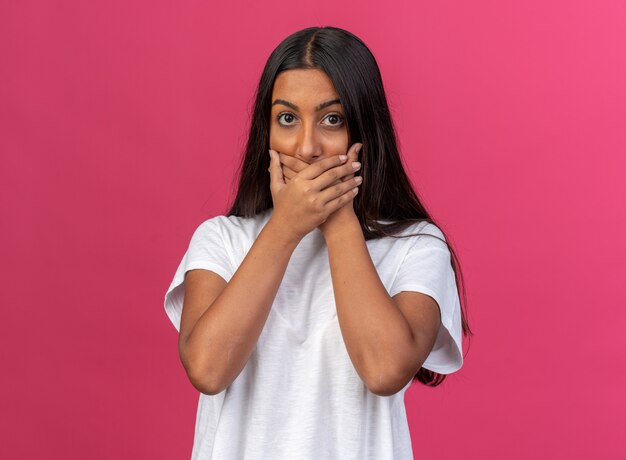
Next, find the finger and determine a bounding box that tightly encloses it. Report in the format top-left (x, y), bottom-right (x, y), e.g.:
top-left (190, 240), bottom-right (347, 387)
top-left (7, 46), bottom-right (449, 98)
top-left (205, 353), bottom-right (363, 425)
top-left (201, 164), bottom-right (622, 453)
top-left (281, 163), bottom-right (297, 181)
top-left (278, 153), bottom-right (309, 174)
top-left (311, 150), bottom-right (362, 192)
top-left (319, 175), bottom-right (362, 205)
top-left (340, 143), bottom-right (361, 182)
top-left (268, 149), bottom-right (285, 190)
top-left (331, 142), bottom-right (361, 184)
top-left (350, 142), bottom-right (363, 164)
top-left (324, 182), bottom-right (359, 213)
top-left (293, 153), bottom-right (348, 181)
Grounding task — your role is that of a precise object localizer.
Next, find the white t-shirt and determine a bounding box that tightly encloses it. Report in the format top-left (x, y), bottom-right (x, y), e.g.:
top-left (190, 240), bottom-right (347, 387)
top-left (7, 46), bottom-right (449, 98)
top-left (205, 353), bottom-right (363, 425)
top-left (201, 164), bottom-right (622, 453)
top-left (164, 208), bottom-right (463, 459)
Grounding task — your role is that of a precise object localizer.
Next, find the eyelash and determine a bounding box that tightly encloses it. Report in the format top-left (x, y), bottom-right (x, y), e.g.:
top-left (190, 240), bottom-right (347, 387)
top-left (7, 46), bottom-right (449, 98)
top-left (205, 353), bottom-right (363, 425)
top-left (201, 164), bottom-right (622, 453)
top-left (276, 112), bottom-right (345, 128)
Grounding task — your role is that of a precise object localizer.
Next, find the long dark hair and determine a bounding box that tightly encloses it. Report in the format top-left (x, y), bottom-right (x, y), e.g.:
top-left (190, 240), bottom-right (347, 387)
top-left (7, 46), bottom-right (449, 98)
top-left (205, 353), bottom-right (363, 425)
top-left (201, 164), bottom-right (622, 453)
top-left (226, 26), bottom-right (473, 387)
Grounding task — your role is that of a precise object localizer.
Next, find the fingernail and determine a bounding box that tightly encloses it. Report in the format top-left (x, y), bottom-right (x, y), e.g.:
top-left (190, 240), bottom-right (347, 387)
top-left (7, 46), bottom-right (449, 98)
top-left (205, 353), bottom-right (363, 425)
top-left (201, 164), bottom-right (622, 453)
top-left (357, 144), bottom-right (363, 154)
top-left (339, 154), bottom-right (348, 161)
top-left (352, 161), bottom-right (361, 170)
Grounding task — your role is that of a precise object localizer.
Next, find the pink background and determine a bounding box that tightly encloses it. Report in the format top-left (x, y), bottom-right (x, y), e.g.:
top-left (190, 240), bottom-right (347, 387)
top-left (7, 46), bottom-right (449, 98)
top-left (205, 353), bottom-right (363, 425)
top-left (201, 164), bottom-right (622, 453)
top-left (1, 1), bottom-right (625, 458)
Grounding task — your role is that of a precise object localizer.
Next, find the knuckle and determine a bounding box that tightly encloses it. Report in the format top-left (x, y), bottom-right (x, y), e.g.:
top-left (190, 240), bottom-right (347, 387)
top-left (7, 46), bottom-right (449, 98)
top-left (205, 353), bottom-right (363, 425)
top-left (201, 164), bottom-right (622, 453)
top-left (330, 157), bottom-right (341, 165)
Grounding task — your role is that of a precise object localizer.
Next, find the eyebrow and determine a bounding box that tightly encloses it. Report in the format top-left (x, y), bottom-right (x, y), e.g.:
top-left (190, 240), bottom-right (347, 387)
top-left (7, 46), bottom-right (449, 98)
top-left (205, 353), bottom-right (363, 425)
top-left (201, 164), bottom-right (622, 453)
top-left (271, 98), bottom-right (341, 112)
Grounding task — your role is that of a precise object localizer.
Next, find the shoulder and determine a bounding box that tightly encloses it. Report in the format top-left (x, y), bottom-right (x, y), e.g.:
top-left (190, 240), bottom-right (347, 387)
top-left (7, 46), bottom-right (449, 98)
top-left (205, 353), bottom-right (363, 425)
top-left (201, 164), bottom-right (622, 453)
top-left (193, 209), bottom-right (272, 244)
top-left (391, 220), bottom-right (450, 254)
top-left (376, 219), bottom-right (447, 242)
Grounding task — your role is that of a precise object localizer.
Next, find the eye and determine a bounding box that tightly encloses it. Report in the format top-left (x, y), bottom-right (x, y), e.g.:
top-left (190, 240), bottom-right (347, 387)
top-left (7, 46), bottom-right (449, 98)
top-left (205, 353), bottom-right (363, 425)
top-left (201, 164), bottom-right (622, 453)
top-left (277, 112), bottom-right (297, 126)
top-left (322, 113), bottom-right (345, 127)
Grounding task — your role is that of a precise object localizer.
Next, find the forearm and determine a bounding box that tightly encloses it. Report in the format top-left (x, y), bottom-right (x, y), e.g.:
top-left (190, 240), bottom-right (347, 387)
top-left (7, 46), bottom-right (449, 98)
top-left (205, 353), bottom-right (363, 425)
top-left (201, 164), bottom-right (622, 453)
top-left (325, 221), bottom-right (416, 394)
top-left (185, 218), bottom-right (300, 393)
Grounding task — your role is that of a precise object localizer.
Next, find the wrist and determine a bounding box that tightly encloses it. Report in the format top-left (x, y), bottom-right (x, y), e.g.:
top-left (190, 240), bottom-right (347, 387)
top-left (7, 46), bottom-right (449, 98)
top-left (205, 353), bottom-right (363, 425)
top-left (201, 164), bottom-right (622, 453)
top-left (322, 214), bottom-right (363, 245)
top-left (264, 216), bottom-right (303, 249)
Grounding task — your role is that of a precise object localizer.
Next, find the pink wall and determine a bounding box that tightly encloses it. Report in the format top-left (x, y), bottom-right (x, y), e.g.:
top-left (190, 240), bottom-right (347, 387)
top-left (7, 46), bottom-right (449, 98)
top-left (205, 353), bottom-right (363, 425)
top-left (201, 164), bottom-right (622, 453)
top-left (1, 1), bottom-right (624, 458)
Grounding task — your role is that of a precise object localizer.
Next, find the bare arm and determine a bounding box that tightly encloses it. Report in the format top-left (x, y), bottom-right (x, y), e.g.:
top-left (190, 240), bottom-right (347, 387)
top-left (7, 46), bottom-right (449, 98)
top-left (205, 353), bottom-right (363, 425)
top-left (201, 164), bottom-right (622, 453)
top-left (278, 146), bottom-right (440, 396)
top-left (178, 150), bottom-right (359, 395)
top-left (325, 219), bottom-right (441, 396)
top-left (179, 220), bottom-right (300, 395)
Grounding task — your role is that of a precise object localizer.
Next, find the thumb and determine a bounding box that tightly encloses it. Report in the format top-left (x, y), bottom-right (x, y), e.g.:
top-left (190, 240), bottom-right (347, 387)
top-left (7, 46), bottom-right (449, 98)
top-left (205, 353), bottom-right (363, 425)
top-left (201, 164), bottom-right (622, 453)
top-left (341, 143), bottom-right (360, 182)
top-left (268, 149), bottom-right (285, 191)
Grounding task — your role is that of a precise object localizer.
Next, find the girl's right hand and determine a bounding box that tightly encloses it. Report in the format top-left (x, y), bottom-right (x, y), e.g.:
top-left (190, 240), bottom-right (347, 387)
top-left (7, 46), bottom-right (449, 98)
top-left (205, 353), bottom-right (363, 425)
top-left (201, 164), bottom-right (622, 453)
top-left (267, 147), bottom-right (362, 243)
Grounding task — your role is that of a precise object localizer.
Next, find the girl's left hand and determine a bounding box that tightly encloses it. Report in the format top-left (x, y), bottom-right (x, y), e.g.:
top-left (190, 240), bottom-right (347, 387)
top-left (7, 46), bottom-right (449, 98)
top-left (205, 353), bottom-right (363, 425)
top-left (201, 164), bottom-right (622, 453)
top-left (278, 143), bottom-right (362, 237)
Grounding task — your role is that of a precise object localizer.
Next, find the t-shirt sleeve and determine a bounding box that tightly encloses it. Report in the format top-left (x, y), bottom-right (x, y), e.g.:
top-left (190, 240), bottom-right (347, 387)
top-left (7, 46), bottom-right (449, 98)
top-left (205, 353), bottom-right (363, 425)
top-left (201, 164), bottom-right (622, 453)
top-left (163, 217), bottom-right (235, 333)
top-left (388, 223), bottom-right (463, 374)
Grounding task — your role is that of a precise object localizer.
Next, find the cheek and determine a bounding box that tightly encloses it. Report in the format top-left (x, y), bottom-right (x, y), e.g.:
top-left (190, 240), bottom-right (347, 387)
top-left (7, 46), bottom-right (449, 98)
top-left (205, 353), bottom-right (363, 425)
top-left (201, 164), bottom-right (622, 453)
top-left (323, 144), bottom-right (347, 157)
top-left (269, 125), bottom-right (349, 156)
top-left (322, 130), bottom-right (349, 155)
top-left (268, 126), bottom-right (293, 153)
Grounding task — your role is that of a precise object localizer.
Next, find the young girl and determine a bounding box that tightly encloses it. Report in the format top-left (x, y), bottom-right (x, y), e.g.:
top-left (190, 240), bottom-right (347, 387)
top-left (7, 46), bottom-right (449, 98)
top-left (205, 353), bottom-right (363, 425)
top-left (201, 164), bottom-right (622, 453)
top-left (165, 26), bottom-right (472, 460)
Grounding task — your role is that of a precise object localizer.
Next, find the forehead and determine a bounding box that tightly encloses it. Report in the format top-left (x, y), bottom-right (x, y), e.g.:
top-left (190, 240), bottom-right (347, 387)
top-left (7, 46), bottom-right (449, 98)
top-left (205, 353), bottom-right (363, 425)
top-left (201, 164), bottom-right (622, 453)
top-left (272, 68), bottom-right (339, 103)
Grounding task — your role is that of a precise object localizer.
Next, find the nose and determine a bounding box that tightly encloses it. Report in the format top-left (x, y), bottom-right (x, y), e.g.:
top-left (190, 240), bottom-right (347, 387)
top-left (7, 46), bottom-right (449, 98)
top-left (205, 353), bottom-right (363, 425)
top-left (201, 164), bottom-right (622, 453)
top-left (295, 121), bottom-right (322, 163)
